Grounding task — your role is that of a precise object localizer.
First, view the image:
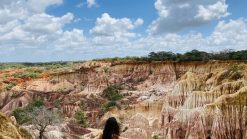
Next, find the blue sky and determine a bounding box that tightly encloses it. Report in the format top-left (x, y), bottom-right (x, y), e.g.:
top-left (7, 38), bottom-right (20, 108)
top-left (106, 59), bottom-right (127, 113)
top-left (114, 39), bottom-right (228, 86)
top-left (48, 0), bottom-right (247, 36)
top-left (0, 0), bottom-right (247, 62)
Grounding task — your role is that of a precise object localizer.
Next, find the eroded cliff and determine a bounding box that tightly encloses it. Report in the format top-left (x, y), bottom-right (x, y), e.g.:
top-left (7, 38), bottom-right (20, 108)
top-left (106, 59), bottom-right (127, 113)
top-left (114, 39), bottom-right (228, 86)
top-left (0, 61), bottom-right (247, 139)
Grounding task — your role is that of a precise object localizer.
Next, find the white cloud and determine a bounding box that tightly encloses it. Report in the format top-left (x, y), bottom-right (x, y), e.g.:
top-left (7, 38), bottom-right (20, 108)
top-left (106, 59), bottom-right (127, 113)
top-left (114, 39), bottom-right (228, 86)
top-left (0, 2), bottom-right (28, 24)
top-left (134, 18), bottom-right (144, 26)
top-left (196, 1), bottom-right (229, 21)
top-left (27, 0), bottom-right (63, 13)
top-left (133, 33), bottom-right (205, 53)
top-left (87, 0), bottom-right (97, 8)
top-left (0, 0), bottom-right (246, 62)
top-left (149, 0), bottom-right (229, 34)
top-left (55, 29), bottom-right (87, 50)
top-left (140, 19), bottom-right (247, 53)
top-left (0, 0), bottom-right (86, 51)
top-left (23, 13), bottom-right (74, 34)
top-left (208, 19), bottom-right (247, 49)
top-left (90, 13), bottom-right (143, 45)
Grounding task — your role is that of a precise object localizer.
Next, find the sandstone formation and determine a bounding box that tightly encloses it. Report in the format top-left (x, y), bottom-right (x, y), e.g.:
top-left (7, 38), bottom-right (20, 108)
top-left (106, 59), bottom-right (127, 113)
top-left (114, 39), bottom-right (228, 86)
top-left (0, 61), bottom-right (247, 139)
top-left (0, 112), bottom-right (32, 139)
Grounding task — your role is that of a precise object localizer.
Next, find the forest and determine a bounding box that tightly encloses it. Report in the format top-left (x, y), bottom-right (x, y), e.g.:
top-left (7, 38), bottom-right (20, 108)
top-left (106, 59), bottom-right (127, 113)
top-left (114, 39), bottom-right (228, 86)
top-left (97, 49), bottom-right (247, 62)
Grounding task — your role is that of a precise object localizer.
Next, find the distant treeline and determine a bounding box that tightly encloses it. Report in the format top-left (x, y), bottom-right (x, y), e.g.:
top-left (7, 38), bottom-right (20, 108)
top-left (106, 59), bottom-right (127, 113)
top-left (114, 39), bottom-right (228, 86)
top-left (0, 61), bottom-right (82, 70)
top-left (95, 49), bottom-right (247, 62)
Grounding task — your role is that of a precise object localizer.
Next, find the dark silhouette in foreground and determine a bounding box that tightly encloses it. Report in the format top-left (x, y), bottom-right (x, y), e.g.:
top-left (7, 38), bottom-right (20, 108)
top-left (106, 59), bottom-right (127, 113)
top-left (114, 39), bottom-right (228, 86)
top-left (102, 117), bottom-right (120, 139)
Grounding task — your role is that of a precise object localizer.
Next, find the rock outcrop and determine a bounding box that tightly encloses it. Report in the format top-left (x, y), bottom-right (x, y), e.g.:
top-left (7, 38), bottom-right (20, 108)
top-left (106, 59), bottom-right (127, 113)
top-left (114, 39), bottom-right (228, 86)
top-left (0, 61), bottom-right (247, 139)
top-left (0, 112), bottom-right (32, 139)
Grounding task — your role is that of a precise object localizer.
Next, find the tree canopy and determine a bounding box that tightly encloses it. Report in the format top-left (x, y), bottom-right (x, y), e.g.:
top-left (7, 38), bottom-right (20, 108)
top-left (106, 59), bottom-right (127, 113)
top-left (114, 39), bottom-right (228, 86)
top-left (95, 49), bottom-right (247, 62)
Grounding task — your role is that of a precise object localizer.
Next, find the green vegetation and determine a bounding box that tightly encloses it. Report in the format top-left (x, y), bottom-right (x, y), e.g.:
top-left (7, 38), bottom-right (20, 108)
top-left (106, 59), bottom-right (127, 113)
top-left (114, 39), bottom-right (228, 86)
top-left (0, 63), bottom-right (26, 70)
top-left (5, 83), bottom-right (16, 91)
top-left (74, 110), bottom-right (88, 128)
top-left (0, 61), bottom-right (82, 71)
top-left (94, 49), bottom-right (247, 62)
top-left (102, 85), bottom-right (123, 101)
top-left (12, 108), bottom-right (30, 125)
top-left (103, 101), bottom-right (118, 111)
top-left (102, 85), bottom-right (123, 111)
top-left (14, 70), bottom-right (42, 79)
top-left (12, 100), bottom-right (44, 125)
top-left (25, 100), bottom-right (44, 112)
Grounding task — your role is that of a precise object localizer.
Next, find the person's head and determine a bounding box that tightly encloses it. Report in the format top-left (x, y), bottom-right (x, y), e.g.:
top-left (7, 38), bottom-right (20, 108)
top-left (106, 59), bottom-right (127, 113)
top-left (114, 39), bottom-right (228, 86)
top-left (102, 117), bottom-right (120, 139)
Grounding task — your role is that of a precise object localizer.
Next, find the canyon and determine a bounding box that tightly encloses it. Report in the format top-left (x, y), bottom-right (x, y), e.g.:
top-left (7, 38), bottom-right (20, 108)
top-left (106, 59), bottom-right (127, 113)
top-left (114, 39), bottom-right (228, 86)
top-left (0, 60), bottom-right (247, 139)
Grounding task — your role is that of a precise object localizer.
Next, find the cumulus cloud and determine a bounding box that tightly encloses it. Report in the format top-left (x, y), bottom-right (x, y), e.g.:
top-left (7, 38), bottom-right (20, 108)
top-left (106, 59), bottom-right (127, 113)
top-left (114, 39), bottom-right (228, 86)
top-left (55, 29), bottom-right (86, 50)
top-left (23, 13), bottom-right (74, 34)
top-left (141, 19), bottom-right (247, 53)
top-left (27, 0), bottom-right (63, 13)
top-left (0, 0), bottom-right (86, 52)
top-left (87, 0), bottom-right (97, 8)
top-left (0, 0), bottom-right (246, 62)
top-left (208, 18), bottom-right (247, 49)
top-left (90, 13), bottom-right (143, 45)
top-left (149, 0), bottom-right (229, 34)
top-left (85, 18), bottom-right (247, 59)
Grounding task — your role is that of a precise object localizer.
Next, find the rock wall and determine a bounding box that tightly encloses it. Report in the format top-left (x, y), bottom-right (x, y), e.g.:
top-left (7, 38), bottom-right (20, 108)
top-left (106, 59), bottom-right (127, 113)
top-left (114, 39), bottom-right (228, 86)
top-left (1, 60), bottom-right (247, 139)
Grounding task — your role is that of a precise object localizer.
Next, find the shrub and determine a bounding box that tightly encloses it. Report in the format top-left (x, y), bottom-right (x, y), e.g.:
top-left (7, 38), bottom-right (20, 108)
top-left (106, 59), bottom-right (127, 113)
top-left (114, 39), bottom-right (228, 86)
top-left (12, 108), bottom-right (30, 125)
top-left (12, 100), bottom-right (44, 125)
top-left (0, 64), bottom-right (26, 70)
top-left (74, 110), bottom-right (88, 128)
top-left (102, 86), bottom-right (123, 101)
top-left (103, 101), bottom-right (118, 112)
top-left (14, 70), bottom-right (42, 79)
top-left (5, 83), bottom-right (16, 91)
top-left (101, 86), bottom-right (123, 112)
top-left (25, 100), bottom-right (44, 112)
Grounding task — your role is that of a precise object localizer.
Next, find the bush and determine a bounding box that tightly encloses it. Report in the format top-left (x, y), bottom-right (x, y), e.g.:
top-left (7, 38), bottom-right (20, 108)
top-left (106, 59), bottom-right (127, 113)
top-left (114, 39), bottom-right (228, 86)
top-left (101, 86), bottom-right (123, 112)
top-left (102, 86), bottom-right (123, 101)
top-left (74, 110), bottom-right (88, 128)
top-left (14, 70), bottom-right (42, 79)
top-left (12, 100), bottom-right (44, 125)
top-left (5, 83), bottom-right (16, 91)
top-left (12, 108), bottom-right (30, 125)
top-left (103, 101), bottom-right (118, 112)
top-left (0, 64), bottom-right (26, 70)
top-left (25, 100), bottom-right (44, 112)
